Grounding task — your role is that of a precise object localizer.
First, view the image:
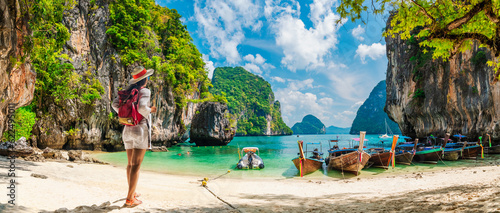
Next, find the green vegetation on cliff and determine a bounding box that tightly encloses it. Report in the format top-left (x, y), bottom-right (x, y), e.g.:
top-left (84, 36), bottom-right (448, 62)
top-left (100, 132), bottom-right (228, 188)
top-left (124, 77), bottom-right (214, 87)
top-left (291, 115), bottom-right (326, 134)
top-left (350, 81), bottom-right (401, 134)
top-left (107, 0), bottom-right (211, 107)
top-left (338, 0), bottom-right (500, 79)
top-left (210, 67), bottom-right (292, 136)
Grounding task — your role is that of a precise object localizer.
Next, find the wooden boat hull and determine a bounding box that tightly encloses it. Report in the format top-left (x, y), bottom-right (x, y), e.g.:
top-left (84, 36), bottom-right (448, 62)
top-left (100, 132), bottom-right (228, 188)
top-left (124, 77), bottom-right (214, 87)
top-left (443, 151), bottom-right (460, 161)
top-left (485, 145), bottom-right (500, 154)
top-left (328, 151), bottom-right (370, 176)
top-left (292, 157), bottom-right (324, 175)
top-left (395, 152), bottom-right (414, 165)
top-left (368, 151), bottom-right (392, 168)
top-left (461, 146), bottom-right (480, 159)
top-left (413, 149), bottom-right (442, 163)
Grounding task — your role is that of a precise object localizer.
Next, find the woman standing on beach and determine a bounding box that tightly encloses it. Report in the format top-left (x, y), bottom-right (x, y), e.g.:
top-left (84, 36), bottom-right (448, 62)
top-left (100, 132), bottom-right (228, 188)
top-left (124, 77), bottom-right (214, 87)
top-left (112, 66), bottom-right (156, 207)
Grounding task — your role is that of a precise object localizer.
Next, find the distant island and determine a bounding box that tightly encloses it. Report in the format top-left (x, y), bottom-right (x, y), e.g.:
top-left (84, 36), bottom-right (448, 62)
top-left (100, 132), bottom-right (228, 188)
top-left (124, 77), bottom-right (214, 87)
top-left (291, 115), bottom-right (326, 134)
top-left (350, 80), bottom-right (401, 134)
top-left (326, 126), bottom-right (351, 134)
top-left (210, 67), bottom-right (292, 136)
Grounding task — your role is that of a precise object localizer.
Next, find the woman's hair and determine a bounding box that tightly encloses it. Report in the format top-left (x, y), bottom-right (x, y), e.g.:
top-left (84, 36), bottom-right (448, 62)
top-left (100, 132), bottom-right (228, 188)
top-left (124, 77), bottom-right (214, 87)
top-left (125, 77), bottom-right (148, 92)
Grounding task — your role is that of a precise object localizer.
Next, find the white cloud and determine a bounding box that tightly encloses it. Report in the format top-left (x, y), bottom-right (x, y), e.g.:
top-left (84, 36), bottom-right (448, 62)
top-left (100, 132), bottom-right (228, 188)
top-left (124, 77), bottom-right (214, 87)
top-left (271, 76), bottom-right (286, 83)
top-left (355, 43), bottom-right (386, 64)
top-left (242, 54), bottom-right (275, 75)
top-left (342, 110), bottom-right (355, 115)
top-left (243, 63), bottom-right (262, 74)
top-left (351, 101), bottom-right (364, 109)
top-left (202, 54), bottom-right (216, 79)
top-left (194, 0), bottom-right (261, 64)
top-left (275, 89), bottom-right (334, 127)
top-left (287, 78), bottom-right (314, 91)
top-left (351, 25), bottom-right (365, 41)
top-left (265, 0), bottom-right (344, 71)
top-left (274, 78), bottom-right (335, 126)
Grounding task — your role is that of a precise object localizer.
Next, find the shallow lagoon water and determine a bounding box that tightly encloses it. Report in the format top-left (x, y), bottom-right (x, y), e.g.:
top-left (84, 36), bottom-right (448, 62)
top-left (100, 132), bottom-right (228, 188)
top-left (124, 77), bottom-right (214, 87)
top-left (93, 134), bottom-right (500, 179)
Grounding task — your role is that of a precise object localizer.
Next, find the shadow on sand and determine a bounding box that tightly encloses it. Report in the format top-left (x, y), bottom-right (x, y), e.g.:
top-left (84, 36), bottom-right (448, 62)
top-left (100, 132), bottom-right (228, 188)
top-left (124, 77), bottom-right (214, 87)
top-left (4, 183), bottom-right (493, 213)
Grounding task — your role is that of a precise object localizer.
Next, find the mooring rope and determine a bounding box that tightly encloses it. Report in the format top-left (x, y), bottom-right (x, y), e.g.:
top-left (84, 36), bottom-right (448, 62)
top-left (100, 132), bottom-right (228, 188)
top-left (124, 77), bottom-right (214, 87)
top-left (199, 170), bottom-right (241, 212)
top-left (202, 184), bottom-right (241, 212)
top-left (212, 170), bottom-right (231, 181)
top-left (437, 149), bottom-right (449, 167)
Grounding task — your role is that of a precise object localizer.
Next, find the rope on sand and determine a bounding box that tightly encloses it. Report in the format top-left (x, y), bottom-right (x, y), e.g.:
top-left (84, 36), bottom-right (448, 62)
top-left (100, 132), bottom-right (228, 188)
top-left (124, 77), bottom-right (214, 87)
top-left (201, 182), bottom-right (241, 212)
top-left (212, 170), bottom-right (231, 180)
top-left (199, 170), bottom-right (241, 212)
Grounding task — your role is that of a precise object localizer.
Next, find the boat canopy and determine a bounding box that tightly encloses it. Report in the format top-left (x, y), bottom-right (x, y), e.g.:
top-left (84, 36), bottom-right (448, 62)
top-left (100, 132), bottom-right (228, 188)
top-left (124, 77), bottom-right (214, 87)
top-left (243, 147), bottom-right (259, 153)
top-left (453, 135), bottom-right (467, 138)
top-left (352, 138), bottom-right (368, 141)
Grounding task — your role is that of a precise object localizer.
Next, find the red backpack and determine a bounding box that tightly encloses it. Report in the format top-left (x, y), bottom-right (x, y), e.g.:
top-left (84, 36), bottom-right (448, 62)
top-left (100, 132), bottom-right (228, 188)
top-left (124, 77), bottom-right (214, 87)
top-left (117, 88), bottom-right (144, 126)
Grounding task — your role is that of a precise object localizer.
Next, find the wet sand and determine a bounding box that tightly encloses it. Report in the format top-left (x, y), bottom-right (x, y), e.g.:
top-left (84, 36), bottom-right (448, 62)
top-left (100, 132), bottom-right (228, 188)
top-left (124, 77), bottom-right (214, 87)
top-left (0, 155), bottom-right (499, 212)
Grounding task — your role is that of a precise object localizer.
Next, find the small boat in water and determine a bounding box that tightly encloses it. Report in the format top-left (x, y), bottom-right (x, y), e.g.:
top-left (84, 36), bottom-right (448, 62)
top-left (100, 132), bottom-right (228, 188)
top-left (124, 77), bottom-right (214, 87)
top-left (237, 147), bottom-right (265, 169)
top-left (292, 141), bottom-right (324, 176)
top-left (378, 119), bottom-right (394, 139)
top-left (394, 138), bottom-right (419, 165)
top-left (413, 134), bottom-right (451, 164)
top-left (327, 132), bottom-right (370, 176)
top-left (441, 134), bottom-right (460, 161)
top-left (367, 135), bottom-right (399, 169)
top-left (446, 135), bottom-right (481, 159)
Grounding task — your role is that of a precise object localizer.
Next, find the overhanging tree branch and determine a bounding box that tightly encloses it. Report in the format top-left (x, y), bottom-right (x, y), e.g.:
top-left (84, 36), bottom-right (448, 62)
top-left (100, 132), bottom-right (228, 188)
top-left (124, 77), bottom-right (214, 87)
top-left (411, 0), bottom-right (435, 22)
top-left (445, 0), bottom-right (488, 31)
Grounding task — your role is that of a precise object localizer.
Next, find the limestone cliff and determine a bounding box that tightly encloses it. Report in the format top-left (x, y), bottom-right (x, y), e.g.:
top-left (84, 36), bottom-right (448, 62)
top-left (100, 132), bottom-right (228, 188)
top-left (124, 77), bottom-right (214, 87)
top-left (350, 80), bottom-right (401, 135)
top-left (1, 0), bottom-right (208, 151)
top-left (210, 67), bottom-right (292, 136)
top-left (385, 25), bottom-right (500, 143)
top-left (0, 0), bottom-right (36, 137)
top-left (190, 102), bottom-right (236, 146)
top-left (291, 115), bottom-right (326, 135)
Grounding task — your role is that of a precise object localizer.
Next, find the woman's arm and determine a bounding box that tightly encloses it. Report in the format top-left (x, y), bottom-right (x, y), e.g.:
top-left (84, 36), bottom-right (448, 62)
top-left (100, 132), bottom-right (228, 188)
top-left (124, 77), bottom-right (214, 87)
top-left (138, 88), bottom-right (152, 118)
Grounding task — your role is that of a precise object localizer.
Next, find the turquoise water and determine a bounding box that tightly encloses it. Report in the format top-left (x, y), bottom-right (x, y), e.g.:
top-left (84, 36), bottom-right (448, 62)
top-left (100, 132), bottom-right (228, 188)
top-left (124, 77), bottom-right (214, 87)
top-left (92, 134), bottom-right (500, 179)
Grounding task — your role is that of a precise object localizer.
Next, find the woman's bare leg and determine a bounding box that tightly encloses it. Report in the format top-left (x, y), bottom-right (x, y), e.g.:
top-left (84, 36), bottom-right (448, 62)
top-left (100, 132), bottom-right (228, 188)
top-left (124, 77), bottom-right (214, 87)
top-left (127, 148), bottom-right (147, 200)
top-left (126, 149), bottom-right (133, 188)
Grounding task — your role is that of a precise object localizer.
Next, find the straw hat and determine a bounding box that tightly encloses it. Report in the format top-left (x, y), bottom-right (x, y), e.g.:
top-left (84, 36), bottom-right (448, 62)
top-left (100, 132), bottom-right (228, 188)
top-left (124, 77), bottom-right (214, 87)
top-left (129, 66), bottom-right (154, 85)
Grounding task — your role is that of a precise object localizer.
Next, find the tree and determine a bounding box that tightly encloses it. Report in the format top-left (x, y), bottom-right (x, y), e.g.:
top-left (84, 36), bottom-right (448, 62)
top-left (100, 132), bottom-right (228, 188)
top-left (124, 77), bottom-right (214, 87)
top-left (338, 0), bottom-right (500, 79)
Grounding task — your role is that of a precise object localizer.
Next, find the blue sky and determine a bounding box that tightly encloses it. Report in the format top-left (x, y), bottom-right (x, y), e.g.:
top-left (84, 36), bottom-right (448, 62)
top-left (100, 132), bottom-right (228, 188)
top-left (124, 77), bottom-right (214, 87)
top-left (156, 0), bottom-right (389, 128)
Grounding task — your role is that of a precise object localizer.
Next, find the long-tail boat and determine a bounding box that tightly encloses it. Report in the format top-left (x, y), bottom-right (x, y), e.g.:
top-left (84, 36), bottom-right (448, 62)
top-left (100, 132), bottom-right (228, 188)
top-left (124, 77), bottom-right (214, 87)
top-left (442, 133), bottom-right (460, 161)
top-left (368, 135), bottom-right (399, 169)
top-left (485, 134), bottom-right (500, 154)
top-left (445, 135), bottom-right (481, 159)
top-left (413, 135), bottom-right (448, 164)
top-left (394, 138), bottom-right (419, 165)
top-left (292, 141), bottom-right (324, 176)
top-left (328, 131), bottom-right (370, 176)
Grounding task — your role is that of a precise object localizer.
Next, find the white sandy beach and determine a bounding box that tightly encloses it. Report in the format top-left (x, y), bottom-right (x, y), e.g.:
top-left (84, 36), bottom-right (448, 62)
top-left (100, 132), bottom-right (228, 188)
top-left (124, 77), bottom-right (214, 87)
top-left (0, 155), bottom-right (499, 213)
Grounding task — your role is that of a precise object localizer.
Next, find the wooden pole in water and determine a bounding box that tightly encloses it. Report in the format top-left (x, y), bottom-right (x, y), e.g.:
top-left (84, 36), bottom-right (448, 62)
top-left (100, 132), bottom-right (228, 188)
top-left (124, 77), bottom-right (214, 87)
top-left (389, 135), bottom-right (399, 168)
top-left (413, 138), bottom-right (419, 155)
